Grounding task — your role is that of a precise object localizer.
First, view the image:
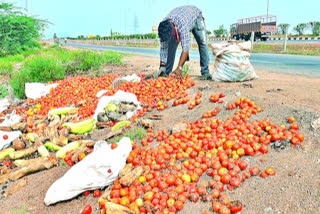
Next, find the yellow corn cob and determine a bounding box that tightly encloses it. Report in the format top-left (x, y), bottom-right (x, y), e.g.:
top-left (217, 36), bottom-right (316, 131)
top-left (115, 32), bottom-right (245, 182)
top-left (26, 133), bottom-right (38, 143)
top-left (62, 118), bottom-right (97, 134)
top-left (111, 121), bottom-right (131, 131)
top-left (0, 148), bottom-right (15, 159)
top-left (48, 107), bottom-right (78, 116)
top-left (38, 145), bottom-right (50, 157)
top-left (56, 141), bottom-right (81, 159)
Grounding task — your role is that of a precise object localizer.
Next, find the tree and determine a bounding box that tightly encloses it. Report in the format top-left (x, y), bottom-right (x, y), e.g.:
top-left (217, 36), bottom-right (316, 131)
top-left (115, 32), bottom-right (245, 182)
top-left (309, 21), bottom-right (320, 36)
top-left (0, 2), bottom-right (47, 56)
top-left (293, 23), bottom-right (307, 35)
top-left (214, 25), bottom-right (228, 37)
top-left (277, 23), bottom-right (290, 35)
top-left (206, 30), bottom-right (212, 35)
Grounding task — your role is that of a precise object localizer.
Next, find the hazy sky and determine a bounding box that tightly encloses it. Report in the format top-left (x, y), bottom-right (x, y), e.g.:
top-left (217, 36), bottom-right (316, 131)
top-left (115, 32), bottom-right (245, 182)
top-left (9, 0), bottom-right (320, 38)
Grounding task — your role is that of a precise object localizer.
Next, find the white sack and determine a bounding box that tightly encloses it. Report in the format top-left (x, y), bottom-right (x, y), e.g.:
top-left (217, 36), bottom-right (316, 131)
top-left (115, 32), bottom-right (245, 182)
top-left (96, 90), bottom-right (108, 98)
top-left (0, 130), bottom-right (22, 150)
top-left (25, 83), bottom-right (59, 100)
top-left (44, 137), bottom-right (132, 206)
top-left (93, 90), bottom-right (142, 121)
top-left (0, 99), bottom-right (10, 114)
top-left (0, 110), bottom-right (22, 127)
top-left (210, 41), bottom-right (258, 82)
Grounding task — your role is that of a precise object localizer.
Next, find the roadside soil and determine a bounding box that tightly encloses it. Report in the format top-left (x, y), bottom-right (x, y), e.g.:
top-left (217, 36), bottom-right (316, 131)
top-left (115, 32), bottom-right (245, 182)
top-left (0, 54), bottom-right (319, 214)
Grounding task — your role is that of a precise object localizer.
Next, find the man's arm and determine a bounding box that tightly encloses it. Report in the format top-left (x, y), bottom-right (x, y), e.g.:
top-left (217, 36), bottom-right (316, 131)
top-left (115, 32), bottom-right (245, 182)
top-left (172, 29), bottom-right (190, 78)
top-left (178, 50), bottom-right (189, 67)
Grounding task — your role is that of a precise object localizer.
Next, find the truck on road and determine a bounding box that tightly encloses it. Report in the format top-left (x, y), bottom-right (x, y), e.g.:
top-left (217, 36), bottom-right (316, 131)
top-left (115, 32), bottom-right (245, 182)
top-left (230, 15), bottom-right (277, 41)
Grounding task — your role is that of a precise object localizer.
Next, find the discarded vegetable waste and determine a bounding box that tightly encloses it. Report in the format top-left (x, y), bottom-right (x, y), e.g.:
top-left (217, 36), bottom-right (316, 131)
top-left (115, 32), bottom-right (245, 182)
top-left (0, 73), bottom-right (305, 214)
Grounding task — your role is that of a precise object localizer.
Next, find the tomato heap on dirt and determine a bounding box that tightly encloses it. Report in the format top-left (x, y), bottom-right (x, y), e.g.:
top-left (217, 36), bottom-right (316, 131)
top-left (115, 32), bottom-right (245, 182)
top-left (103, 97), bottom-right (304, 214)
top-left (25, 75), bottom-right (194, 119)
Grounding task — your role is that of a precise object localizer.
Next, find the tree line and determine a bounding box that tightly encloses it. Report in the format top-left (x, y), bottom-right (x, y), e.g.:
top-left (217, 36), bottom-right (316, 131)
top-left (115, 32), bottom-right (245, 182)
top-left (278, 21), bottom-right (320, 36)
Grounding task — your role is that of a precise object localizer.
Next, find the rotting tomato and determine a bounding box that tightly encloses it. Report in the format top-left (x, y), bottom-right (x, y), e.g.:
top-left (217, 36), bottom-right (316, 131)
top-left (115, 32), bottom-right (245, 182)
top-left (229, 200), bottom-right (242, 213)
top-left (249, 166), bottom-right (260, 176)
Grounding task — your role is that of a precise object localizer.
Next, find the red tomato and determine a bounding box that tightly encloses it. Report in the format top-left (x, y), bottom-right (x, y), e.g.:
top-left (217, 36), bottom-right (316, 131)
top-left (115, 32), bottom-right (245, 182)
top-left (3, 135), bottom-right (8, 140)
top-left (265, 168), bottom-right (276, 176)
top-left (93, 189), bottom-right (101, 197)
top-left (82, 204), bottom-right (92, 214)
top-left (295, 132), bottom-right (304, 142)
top-left (66, 160), bottom-right (74, 166)
top-left (78, 153), bottom-right (86, 161)
top-left (287, 117), bottom-right (296, 123)
top-left (174, 200), bottom-right (184, 211)
top-left (111, 143), bottom-right (118, 150)
top-left (83, 191), bottom-right (90, 196)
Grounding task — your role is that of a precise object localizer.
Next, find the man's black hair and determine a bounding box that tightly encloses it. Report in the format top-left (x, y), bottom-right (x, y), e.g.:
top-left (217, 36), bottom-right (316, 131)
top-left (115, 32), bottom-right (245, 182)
top-left (158, 20), bottom-right (173, 42)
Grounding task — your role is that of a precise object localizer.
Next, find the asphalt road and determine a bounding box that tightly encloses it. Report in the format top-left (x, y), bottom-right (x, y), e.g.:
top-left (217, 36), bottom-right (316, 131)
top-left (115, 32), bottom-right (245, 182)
top-left (68, 43), bottom-right (320, 77)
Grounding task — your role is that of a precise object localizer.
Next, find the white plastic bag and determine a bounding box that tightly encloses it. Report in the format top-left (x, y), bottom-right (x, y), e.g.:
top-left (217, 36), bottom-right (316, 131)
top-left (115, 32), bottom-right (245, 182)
top-left (93, 90), bottom-right (142, 121)
top-left (25, 83), bottom-right (59, 100)
top-left (0, 130), bottom-right (22, 150)
top-left (96, 90), bottom-right (109, 98)
top-left (0, 99), bottom-right (10, 114)
top-left (0, 110), bottom-right (22, 126)
top-left (210, 41), bottom-right (258, 82)
top-left (44, 137), bottom-right (132, 206)
top-left (112, 74), bottom-right (141, 88)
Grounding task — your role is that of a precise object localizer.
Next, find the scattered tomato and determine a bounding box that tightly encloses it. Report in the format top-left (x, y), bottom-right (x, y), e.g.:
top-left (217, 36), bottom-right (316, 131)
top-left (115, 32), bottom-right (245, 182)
top-left (82, 204), bottom-right (92, 214)
top-left (93, 189), bottom-right (101, 197)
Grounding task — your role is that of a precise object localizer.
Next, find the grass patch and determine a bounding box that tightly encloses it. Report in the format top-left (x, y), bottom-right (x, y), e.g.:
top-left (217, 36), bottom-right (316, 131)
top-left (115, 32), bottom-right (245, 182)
top-left (11, 204), bottom-right (27, 214)
top-left (0, 54), bottom-right (25, 75)
top-left (253, 43), bottom-right (320, 56)
top-left (8, 46), bottom-right (124, 98)
top-left (0, 84), bottom-right (9, 98)
top-left (110, 127), bottom-right (147, 143)
top-left (10, 55), bottom-right (65, 98)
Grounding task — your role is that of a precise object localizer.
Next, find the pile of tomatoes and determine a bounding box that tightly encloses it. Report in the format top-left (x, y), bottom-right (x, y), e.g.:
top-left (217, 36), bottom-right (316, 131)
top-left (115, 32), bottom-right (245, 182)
top-left (24, 75), bottom-right (194, 120)
top-left (101, 96), bottom-right (304, 214)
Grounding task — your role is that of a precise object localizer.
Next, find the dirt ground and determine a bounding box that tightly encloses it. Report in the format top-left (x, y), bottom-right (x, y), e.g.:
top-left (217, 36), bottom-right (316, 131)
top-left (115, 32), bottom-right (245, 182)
top-left (0, 54), bottom-right (320, 214)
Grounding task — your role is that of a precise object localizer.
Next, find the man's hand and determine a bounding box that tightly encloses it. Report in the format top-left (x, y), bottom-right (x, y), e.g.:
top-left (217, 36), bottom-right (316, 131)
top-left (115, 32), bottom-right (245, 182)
top-left (171, 68), bottom-right (183, 79)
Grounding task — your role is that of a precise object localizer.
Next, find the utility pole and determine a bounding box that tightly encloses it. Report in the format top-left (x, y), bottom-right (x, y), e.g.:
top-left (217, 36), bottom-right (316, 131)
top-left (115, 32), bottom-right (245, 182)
top-left (25, 0), bottom-right (28, 12)
top-left (267, 0), bottom-right (269, 17)
top-left (250, 32), bottom-right (255, 51)
top-left (283, 26), bottom-right (288, 52)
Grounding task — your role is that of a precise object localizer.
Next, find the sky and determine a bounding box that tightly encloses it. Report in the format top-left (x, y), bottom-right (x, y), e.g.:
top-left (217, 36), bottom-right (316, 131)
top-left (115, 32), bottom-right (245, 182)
top-left (7, 0), bottom-right (320, 38)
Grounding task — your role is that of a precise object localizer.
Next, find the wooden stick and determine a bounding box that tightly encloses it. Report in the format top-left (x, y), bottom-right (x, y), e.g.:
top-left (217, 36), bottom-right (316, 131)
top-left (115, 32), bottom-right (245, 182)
top-left (0, 157), bottom-right (58, 184)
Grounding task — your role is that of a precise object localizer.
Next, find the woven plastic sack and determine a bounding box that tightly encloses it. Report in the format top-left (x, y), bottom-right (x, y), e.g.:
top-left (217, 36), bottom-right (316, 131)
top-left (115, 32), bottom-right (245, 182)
top-left (210, 41), bottom-right (258, 82)
top-left (44, 137), bottom-right (132, 205)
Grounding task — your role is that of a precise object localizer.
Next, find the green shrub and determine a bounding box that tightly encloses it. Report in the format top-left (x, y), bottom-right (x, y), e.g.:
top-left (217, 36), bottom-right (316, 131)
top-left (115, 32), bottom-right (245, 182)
top-left (0, 2), bottom-right (47, 56)
top-left (10, 55), bottom-right (65, 98)
top-left (0, 84), bottom-right (8, 98)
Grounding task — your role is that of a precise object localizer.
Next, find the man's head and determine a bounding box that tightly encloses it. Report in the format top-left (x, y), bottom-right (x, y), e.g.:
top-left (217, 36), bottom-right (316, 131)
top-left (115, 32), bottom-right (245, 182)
top-left (158, 20), bottom-right (173, 42)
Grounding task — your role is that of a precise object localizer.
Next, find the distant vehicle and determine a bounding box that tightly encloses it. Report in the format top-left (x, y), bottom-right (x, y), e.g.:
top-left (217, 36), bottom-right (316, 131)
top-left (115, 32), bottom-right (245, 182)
top-left (230, 15), bottom-right (277, 41)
